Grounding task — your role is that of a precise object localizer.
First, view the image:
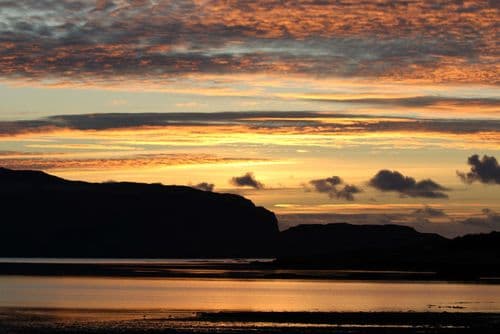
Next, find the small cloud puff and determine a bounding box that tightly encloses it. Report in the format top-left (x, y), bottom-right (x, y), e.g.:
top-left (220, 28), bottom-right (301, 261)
top-left (230, 172), bottom-right (264, 189)
top-left (369, 170), bottom-right (449, 198)
top-left (307, 176), bottom-right (361, 201)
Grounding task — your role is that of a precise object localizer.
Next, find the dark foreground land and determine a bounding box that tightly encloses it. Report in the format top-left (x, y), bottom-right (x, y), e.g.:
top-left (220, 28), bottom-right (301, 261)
top-left (1, 308), bottom-right (500, 334)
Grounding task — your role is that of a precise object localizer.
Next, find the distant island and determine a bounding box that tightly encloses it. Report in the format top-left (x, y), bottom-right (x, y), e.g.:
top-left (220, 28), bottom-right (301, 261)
top-left (1, 167), bottom-right (499, 279)
top-left (277, 223), bottom-right (500, 278)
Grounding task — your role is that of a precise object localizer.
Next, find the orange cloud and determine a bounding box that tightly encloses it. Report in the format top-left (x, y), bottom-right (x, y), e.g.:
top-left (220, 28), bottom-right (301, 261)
top-left (1, 113), bottom-right (499, 151)
top-left (0, 1), bottom-right (497, 84)
top-left (0, 153), bottom-right (265, 171)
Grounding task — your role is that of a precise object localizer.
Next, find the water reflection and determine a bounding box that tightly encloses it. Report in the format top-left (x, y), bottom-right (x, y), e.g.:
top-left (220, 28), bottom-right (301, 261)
top-left (1, 276), bottom-right (500, 312)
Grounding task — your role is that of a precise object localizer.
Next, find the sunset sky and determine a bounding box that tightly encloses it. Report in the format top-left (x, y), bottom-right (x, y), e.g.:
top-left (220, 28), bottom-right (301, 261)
top-left (1, 0), bottom-right (499, 236)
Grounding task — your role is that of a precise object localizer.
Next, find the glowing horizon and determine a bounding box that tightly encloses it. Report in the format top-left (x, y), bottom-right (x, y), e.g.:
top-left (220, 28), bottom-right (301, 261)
top-left (0, 0), bottom-right (499, 236)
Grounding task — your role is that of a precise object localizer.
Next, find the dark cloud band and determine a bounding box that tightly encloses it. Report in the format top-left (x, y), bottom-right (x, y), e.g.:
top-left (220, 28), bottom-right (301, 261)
top-left (1, 111), bottom-right (499, 136)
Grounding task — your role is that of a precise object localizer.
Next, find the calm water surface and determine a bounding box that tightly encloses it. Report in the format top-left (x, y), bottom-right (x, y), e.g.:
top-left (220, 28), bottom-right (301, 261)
top-left (0, 258), bottom-right (272, 264)
top-left (1, 275), bottom-right (500, 312)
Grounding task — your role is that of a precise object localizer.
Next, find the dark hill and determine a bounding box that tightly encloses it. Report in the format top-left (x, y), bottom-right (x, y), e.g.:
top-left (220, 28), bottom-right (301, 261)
top-left (278, 223), bottom-right (445, 256)
top-left (0, 167), bottom-right (279, 257)
top-left (2, 167), bottom-right (500, 279)
top-left (277, 223), bottom-right (446, 269)
top-left (276, 223), bottom-right (500, 277)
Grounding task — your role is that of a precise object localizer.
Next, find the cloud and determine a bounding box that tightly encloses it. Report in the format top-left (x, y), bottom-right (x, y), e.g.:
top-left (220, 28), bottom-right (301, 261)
top-left (2, 111), bottom-right (499, 137)
top-left (369, 170), bottom-right (449, 198)
top-left (457, 154), bottom-right (500, 185)
top-left (0, 1), bottom-right (497, 84)
top-left (1, 112), bottom-right (498, 159)
top-left (336, 185), bottom-right (362, 201)
top-left (193, 182), bottom-right (214, 192)
top-left (0, 153), bottom-right (257, 171)
top-left (460, 208), bottom-right (500, 230)
top-left (413, 206), bottom-right (447, 218)
top-left (308, 176), bottom-right (361, 201)
top-left (308, 96), bottom-right (500, 108)
top-left (411, 206), bottom-right (448, 225)
top-left (94, 0), bottom-right (116, 12)
top-left (309, 176), bottom-right (342, 191)
top-left (230, 172), bottom-right (264, 189)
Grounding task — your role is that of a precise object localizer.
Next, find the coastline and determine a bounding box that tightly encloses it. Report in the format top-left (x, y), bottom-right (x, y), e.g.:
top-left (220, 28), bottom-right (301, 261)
top-left (2, 308), bottom-right (500, 333)
top-left (1, 261), bottom-right (499, 283)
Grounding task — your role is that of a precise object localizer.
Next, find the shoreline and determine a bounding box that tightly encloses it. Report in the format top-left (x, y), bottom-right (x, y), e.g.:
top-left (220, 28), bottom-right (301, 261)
top-left (1, 262), bottom-right (499, 283)
top-left (2, 308), bottom-right (500, 333)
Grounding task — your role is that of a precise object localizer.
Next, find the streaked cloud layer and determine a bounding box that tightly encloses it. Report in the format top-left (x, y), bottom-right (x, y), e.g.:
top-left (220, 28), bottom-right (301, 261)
top-left (0, 152), bottom-right (261, 170)
top-left (2, 111), bottom-right (500, 136)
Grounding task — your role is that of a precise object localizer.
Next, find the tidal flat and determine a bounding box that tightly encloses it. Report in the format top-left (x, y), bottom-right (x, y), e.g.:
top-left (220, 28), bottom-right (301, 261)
top-left (2, 260), bottom-right (500, 333)
top-left (2, 308), bottom-right (500, 334)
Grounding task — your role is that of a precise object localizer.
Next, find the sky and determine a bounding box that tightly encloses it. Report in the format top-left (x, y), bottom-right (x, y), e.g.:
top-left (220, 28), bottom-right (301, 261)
top-left (0, 0), bottom-right (499, 237)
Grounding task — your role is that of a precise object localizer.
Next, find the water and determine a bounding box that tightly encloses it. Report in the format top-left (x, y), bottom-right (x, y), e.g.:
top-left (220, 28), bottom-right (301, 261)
top-left (0, 258), bottom-right (273, 264)
top-left (1, 275), bottom-right (500, 312)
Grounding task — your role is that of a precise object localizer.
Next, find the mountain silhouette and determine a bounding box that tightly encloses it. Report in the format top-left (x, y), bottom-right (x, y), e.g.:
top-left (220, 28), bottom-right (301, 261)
top-left (1, 167), bottom-right (499, 279)
top-left (0, 167), bottom-right (279, 257)
top-left (276, 223), bottom-right (500, 278)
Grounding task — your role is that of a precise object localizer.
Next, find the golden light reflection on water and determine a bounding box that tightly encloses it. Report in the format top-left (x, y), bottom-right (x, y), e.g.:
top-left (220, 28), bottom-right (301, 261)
top-left (1, 276), bottom-right (500, 312)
